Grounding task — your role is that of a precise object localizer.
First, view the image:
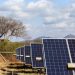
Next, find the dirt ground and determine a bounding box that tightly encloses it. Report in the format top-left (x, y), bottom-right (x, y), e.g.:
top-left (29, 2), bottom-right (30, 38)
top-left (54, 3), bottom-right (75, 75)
top-left (0, 54), bottom-right (9, 75)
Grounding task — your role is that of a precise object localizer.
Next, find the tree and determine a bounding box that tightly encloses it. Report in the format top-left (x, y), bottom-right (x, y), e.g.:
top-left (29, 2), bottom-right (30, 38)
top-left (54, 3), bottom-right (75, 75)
top-left (0, 16), bottom-right (27, 38)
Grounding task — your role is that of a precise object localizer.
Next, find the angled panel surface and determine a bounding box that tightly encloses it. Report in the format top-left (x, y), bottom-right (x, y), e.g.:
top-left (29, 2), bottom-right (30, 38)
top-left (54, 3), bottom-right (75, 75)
top-left (43, 39), bottom-right (73, 75)
top-left (20, 47), bottom-right (24, 62)
top-left (25, 46), bottom-right (32, 64)
top-left (31, 44), bottom-right (44, 68)
top-left (16, 48), bottom-right (20, 60)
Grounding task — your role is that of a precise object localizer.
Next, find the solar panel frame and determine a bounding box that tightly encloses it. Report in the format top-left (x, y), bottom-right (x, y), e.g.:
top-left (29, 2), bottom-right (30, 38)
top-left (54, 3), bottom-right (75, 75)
top-left (67, 39), bottom-right (75, 62)
top-left (42, 38), bottom-right (73, 75)
top-left (42, 40), bottom-right (48, 74)
top-left (31, 43), bottom-right (44, 68)
top-left (67, 39), bottom-right (75, 74)
top-left (66, 39), bottom-right (73, 63)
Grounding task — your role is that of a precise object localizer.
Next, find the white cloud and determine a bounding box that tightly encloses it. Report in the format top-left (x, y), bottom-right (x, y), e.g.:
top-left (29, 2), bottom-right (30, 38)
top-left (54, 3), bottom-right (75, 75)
top-left (25, 24), bottom-right (31, 31)
top-left (27, 0), bottom-right (70, 29)
top-left (26, 0), bottom-right (55, 22)
top-left (27, 0), bottom-right (53, 10)
top-left (3, 0), bottom-right (24, 11)
top-left (43, 1), bottom-right (75, 30)
top-left (0, 0), bottom-right (32, 19)
top-left (55, 22), bottom-right (68, 29)
top-left (15, 11), bottom-right (30, 18)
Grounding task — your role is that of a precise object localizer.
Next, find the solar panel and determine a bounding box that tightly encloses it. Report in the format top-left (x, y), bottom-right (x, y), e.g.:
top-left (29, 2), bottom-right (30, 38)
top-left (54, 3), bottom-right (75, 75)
top-left (43, 39), bottom-right (73, 75)
top-left (16, 48), bottom-right (20, 60)
top-left (20, 47), bottom-right (24, 62)
top-left (31, 44), bottom-right (44, 68)
top-left (68, 39), bottom-right (75, 62)
top-left (25, 46), bottom-right (32, 64)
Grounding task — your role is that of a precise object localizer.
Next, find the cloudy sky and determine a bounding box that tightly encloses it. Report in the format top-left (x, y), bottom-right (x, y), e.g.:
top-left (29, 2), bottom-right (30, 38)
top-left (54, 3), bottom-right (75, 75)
top-left (0, 0), bottom-right (75, 41)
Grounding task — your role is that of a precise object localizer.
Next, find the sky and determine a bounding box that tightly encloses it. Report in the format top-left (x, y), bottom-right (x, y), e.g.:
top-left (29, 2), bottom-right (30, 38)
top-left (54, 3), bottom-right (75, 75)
top-left (0, 0), bottom-right (75, 41)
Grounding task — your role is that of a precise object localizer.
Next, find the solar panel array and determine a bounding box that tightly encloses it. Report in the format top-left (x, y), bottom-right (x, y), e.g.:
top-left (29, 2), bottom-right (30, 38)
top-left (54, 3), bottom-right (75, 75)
top-left (31, 44), bottom-right (44, 68)
top-left (16, 46), bottom-right (32, 65)
top-left (16, 38), bottom-right (75, 75)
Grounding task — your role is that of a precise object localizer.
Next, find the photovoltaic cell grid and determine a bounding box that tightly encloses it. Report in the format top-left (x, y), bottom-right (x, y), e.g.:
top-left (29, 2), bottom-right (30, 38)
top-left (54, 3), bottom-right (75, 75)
top-left (20, 47), bottom-right (24, 62)
top-left (68, 39), bottom-right (75, 62)
top-left (16, 48), bottom-right (20, 60)
top-left (43, 39), bottom-right (73, 75)
top-left (31, 44), bottom-right (44, 68)
top-left (25, 46), bottom-right (32, 64)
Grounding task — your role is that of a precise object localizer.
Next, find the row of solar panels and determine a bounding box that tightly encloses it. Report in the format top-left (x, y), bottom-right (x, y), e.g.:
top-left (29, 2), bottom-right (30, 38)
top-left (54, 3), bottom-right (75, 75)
top-left (16, 38), bottom-right (75, 75)
top-left (16, 44), bottom-right (44, 67)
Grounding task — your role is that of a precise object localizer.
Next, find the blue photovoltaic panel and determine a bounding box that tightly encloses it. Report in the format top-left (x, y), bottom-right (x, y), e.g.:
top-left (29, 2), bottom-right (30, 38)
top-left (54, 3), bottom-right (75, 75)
top-left (16, 48), bottom-right (20, 60)
top-left (20, 47), bottom-right (24, 62)
top-left (68, 39), bottom-right (75, 62)
top-left (43, 39), bottom-right (73, 75)
top-left (25, 46), bottom-right (32, 64)
top-left (31, 44), bottom-right (44, 68)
